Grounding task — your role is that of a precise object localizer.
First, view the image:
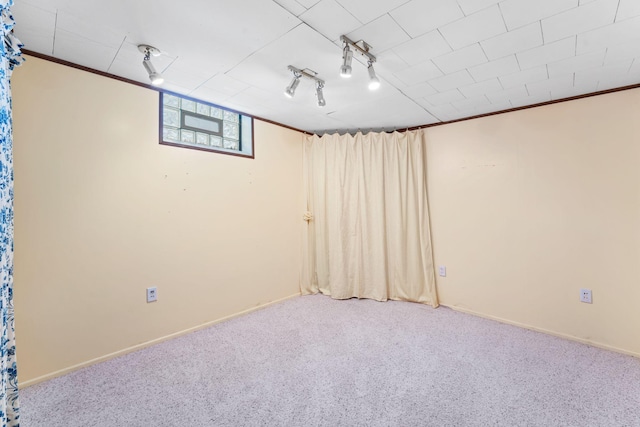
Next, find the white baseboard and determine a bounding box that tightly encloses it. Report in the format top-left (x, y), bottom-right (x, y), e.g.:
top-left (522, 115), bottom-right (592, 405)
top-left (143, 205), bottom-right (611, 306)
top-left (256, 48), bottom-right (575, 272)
top-left (21, 292), bottom-right (302, 388)
top-left (441, 303), bottom-right (640, 359)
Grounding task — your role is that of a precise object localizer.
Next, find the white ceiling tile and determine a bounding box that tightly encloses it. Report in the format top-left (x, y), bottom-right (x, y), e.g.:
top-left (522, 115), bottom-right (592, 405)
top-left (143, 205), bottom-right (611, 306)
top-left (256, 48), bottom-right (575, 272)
top-left (509, 91), bottom-right (552, 108)
top-left (226, 86), bottom-right (278, 109)
top-left (394, 60), bottom-right (443, 86)
top-left (423, 103), bottom-right (458, 121)
top-left (375, 50), bottom-right (411, 74)
top-left (327, 93), bottom-right (437, 129)
top-left (456, 0), bottom-right (501, 16)
top-left (419, 104), bottom-right (458, 122)
top-left (131, 1), bottom-right (300, 73)
top-left (414, 99), bottom-right (434, 110)
top-left (402, 82), bottom-right (438, 98)
top-left (616, 0), bottom-right (640, 21)
top-left (17, 0), bottom-right (57, 10)
top-left (542, 0), bottom-right (618, 43)
top-left (273, 0), bottom-right (308, 15)
top-left (371, 50), bottom-right (411, 88)
top-left (628, 59), bottom-right (640, 77)
top-left (440, 6), bottom-right (507, 49)
top-left (300, 0), bottom-right (362, 42)
top-left (14, 32), bottom-right (54, 55)
top-left (478, 100), bottom-right (516, 114)
top-left (547, 50), bottom-right (606, 77)
top-left (379, 73), bottom-right (412, 90)
top-left (500, 0), bottom-right (578, 31)
top-left (597, 66), bottom-right (640, 89)
top-left (336, 0), bottom-right (408, 24)
top-left (12, 1), bottom-right (56, 32)
top-left (429, 70), bottom-right (475, 91)
top-left (605, 39), bottom-right (640, 64)
top-left (452, 95), bottom-right (490, 111)
top-left (53, 29), bottom-right (119, 71)
top-left (424, 89), bottom-right (465, 106)
top-left (459, 78), bottom-right (503, 98)
top-left (526, 73), bottom-right (575, 94)
top-left (485, 85), bottom-right (529, 103)
top-left (105, 58), bottom-right (148, 84)
top-left (440, 110), bottom-right (475, 121)
top-left (550, 83), bottom-right (598, 100)
top-left (188, 86), bottom-right (233, 106)
top-left (346, 14), bottom-right (410, 53)
top-left (577, 15), bottom-right (640, 54)
top-left (297, 0), bottom-right (322, 8)
top-left (498, 66), bottom-right (549, 88)
top-left (390, 0), bottom-right (464, 38)
top-left (161, 83), bottom-right (200, 98)
top-left (468, 55), bottom-right (520, 82)
top-left (414, 112), bottom-right (441, 126)
top-left (200, 74), bottom-right (250, 97)
top-left (156, 64), bottom-right (211, 92)
top-left (56, 10), bottom-right (126, 48)
top-left (432, 44), bottom-right (488, 74)
top-left (14, 0), bottom-right (640, 133)
top-left (481, 23), bottom-right (543, 61)
top-left (573, 59), bottom-right (633, 87)
top-left (517, 37), bottom-right (576, 70)
top-left (11, 1), bottom-right (56, 54)
top-left (392, 31), bottom-right (452, 67)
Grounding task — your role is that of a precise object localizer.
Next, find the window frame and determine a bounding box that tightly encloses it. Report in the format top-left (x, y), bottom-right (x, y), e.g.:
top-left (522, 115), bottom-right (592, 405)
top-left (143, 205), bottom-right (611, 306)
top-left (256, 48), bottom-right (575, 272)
top-left (159, 91), bottom-right (255, 159)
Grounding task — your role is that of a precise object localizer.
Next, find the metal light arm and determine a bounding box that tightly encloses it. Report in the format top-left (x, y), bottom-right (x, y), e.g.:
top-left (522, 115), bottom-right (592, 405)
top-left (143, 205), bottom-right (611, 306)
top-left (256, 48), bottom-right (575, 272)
top-left (340, 35), bottom-right (376, 64)
top-left (287, 65), bottom-right (325, 86)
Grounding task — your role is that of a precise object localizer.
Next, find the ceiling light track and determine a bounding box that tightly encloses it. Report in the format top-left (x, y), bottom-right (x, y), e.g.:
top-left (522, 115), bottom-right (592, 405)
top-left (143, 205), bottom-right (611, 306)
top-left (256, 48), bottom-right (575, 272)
top-left (284, 65), bottom-right (326, 108)
top-left (339, 35), bottom-right (380, 91)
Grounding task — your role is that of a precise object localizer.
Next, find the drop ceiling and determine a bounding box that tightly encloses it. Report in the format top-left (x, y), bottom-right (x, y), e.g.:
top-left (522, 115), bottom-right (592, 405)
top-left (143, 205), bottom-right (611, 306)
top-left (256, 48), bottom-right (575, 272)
top-left (13, 0), bottom-right (640, 134)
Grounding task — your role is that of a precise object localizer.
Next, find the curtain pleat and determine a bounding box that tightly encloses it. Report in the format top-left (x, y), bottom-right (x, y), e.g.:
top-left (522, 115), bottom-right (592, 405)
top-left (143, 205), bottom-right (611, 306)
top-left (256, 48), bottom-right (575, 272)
top-left (0, 1), bottom-right (22, 425)
top-left (302, 130), bottom-right (438, 307)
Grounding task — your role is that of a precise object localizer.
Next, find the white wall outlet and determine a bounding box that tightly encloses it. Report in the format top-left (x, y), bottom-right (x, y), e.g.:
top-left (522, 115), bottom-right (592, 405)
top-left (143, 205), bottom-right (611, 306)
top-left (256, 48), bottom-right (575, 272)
top-left (147, 287), bottom-right (158, 303)
top-left (580, 288), bottom-right (592, 304)
top-left (438, 265), bottom-right (446, 277)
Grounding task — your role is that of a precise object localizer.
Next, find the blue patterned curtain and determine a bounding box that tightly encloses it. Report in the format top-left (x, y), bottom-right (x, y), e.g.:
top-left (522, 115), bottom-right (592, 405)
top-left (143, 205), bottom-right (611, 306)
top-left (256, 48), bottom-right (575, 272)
top-left (0, 1), bottom-right (22, 425)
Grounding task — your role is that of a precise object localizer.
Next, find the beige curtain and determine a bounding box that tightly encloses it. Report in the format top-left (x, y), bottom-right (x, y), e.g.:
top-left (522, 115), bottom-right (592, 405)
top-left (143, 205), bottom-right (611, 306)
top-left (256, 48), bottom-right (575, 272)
top-left (301, 130), bottom-right (439, 307)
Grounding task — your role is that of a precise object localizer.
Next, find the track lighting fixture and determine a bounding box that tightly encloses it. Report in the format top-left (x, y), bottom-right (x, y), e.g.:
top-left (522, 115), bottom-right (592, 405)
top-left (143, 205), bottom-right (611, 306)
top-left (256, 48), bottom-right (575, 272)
top-left (138, 44), bottom-right (164, 86)
top-left (316, 81), bottom-right (326, 107)
top-left (367, 61), bottom-right (380, 91)
top-left (340, 43), bottom-right (353, 78)
top-left (339, 35), bottom-right (380, 91)
top-left (284, 66), bottom-right (326, 108)
top-left (284, 72), bottom-right (301, 98)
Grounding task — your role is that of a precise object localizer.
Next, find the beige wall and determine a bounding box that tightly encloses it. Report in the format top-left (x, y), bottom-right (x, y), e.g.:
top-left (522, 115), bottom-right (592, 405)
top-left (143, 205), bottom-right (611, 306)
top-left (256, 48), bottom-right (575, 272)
top-left (12, 54), bottom-right (640, 386)
top-left (13, 56), bottom-right (303, 384)
top-left (426, 88), bottom-right (640, 356)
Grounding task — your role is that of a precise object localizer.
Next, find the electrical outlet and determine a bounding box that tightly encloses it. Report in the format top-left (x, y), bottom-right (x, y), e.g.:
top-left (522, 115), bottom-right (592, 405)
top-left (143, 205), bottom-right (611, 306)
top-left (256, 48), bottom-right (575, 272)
top-left (438, 265), bottom-right (446, 277)
top-left (580, 288), bottom-right (592, 304)
top-left (147, 287), bottom-right (158, 303)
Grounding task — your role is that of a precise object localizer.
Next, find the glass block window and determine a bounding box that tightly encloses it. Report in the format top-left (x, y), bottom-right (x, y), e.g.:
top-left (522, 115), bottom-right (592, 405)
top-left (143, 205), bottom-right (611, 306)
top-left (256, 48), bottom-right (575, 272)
top-left (160, 92), bottom-right (253, 158)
